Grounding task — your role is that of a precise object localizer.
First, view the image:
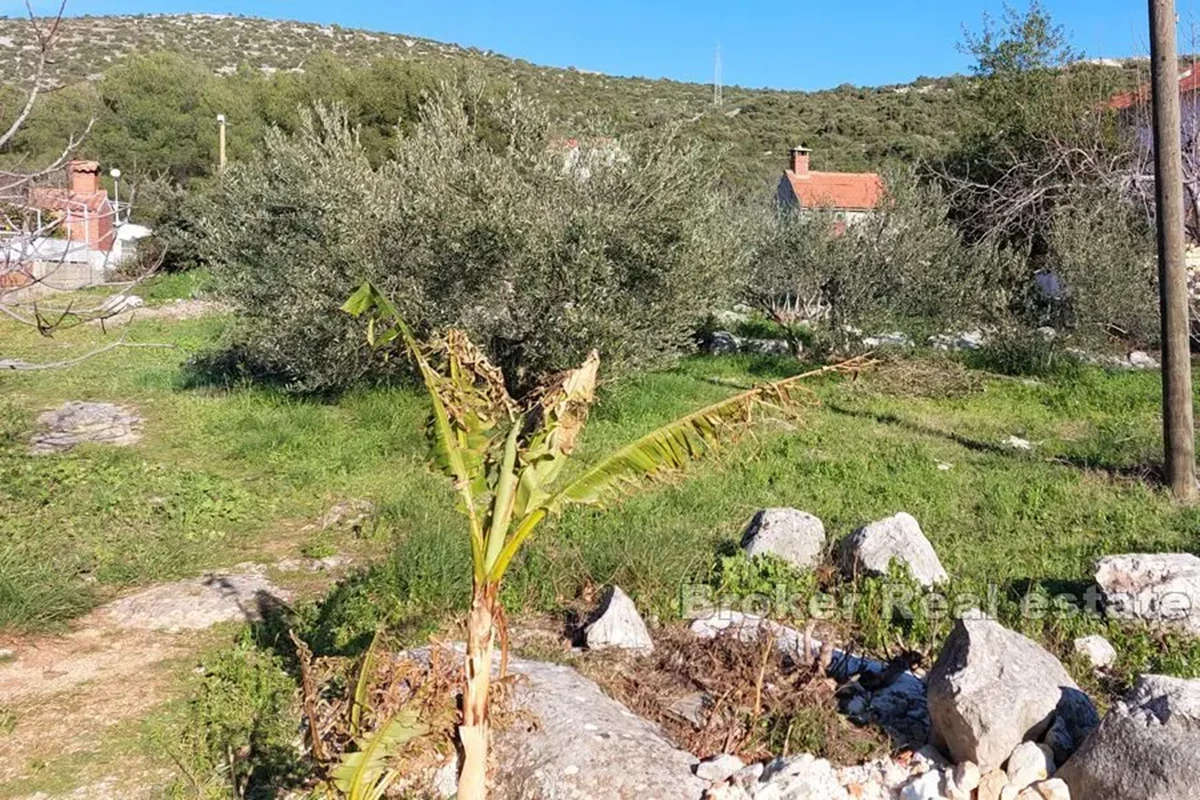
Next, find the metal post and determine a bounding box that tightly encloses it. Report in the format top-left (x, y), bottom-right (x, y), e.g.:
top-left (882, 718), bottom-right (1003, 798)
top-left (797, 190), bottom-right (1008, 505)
top-left (217, 114), bottom-right (227, 172)
top-left (110, 168), bottom-right (121, 226)
top-left (1149, 0), bottom-right (1198, 501)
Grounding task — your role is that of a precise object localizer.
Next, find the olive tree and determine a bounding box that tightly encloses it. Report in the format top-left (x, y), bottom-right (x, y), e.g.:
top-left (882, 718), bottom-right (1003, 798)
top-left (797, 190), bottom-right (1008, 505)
top-left (199, 84), bottom-right (748, 392)
top-left (749, 168), bottom-right (1006, 346)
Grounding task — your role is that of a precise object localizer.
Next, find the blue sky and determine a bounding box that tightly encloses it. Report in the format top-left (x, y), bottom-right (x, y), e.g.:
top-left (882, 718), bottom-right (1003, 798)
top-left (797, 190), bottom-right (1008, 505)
top-left (9, 0), bottom-right (1194, 90)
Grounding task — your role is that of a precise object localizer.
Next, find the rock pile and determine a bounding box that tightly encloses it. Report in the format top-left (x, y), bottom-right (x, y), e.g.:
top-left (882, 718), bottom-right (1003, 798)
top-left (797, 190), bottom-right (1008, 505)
top-left (705, 331), bottom-right (792, 357)
top-left (414, 513), bottom-right (1200, 800)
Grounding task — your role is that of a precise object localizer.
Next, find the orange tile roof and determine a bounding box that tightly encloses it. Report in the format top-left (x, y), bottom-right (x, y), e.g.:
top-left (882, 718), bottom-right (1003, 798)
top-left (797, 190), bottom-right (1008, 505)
top-left (1108, 68), bottom-right (1200, 110)
top-left (783, 169), bottom-right (884, 211)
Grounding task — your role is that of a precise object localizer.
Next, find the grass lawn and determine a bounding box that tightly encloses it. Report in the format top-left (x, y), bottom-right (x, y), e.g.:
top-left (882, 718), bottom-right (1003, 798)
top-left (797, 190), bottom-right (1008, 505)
top-left (6, 280), bottom-right (1200, 795)
top-left (2, 281), bottom-right (1199, 669)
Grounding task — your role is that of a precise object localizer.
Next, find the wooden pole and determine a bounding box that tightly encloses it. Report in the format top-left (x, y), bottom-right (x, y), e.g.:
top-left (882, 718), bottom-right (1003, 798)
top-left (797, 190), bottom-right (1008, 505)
top-left (1149, 0), bottom-right (1197, 501)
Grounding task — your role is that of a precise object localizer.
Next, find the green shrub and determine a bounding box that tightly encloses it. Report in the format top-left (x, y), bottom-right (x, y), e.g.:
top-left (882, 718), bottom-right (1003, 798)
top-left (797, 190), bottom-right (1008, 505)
top-left (966, 328), bottom-right (1082, 378)
top-left (749, 168), bottom-right (1016, 338)
top-left (198, 87), bottom-right (746, 392)
top-left (1049, 188), bottom-right (1158, 347)
top-left (161, 632), bottom-right (305, 799)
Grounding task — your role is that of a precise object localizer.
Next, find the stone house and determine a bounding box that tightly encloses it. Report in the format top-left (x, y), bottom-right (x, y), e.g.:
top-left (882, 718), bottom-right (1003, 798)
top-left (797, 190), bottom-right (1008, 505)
top-left (776, 146), bottom-right (884, 229)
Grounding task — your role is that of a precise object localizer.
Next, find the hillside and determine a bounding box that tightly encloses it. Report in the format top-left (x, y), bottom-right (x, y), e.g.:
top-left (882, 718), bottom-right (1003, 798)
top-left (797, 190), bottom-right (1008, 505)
top-left (0, 13), bottom-right (979, 183)
top-left (0, 14), bottom-right (1149, 190)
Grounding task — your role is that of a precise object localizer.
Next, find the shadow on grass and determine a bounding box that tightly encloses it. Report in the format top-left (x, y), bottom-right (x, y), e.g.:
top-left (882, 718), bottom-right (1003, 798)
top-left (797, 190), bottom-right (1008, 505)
top-left (826, 403), bottom-right (1010, 456)
top-left (176, 344), bottom-right (301, 394)
top-left (827, 403), bottom-right (1167, 488)
top-left (1043, 456), bottom-right (1166, 488)
top-left (1008, 576), bottom-right (1096, 601)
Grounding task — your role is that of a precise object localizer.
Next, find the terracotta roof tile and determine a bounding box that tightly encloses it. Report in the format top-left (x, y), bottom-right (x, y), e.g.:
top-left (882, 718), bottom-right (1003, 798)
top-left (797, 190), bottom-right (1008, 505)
top-left (784, 169), bottom-right (884, 211)
top-left (1108, 68), bottom-right (1200, 110)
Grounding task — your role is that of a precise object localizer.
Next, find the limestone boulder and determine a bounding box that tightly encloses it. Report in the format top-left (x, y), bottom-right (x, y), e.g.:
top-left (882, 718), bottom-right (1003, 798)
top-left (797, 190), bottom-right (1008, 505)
top-left (1058, 674), bottom-right (1200, 800)
top-left (840, 512), bottom-right (948, 587)
top-left (1095, 553), bottom-right (1200, 634)
top-left (1072, 634), bottom-right (1117, 670)
top-left (927, 616), bottom-right (1098, 771)
top-left (584, 585), bottom-right (654, 653)
top-left (740, 508), bottom-right (826, 570)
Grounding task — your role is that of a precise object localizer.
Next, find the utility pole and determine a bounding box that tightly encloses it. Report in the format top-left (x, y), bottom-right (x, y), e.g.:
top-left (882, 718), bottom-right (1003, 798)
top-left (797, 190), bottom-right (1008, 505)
top-left (216, 113), bottom-right (227, 172)
top-left (1149, 0), bottom-right (1197, 501)
top-left (713, 44), bottom-right (723, 108)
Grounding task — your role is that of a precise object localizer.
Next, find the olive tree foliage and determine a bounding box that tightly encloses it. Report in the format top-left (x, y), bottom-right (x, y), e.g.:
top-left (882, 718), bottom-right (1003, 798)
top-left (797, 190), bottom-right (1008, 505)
top-left (197, 85), bottom-right (747, 392)
top-left (749, 168), bottom-right (1016, 347)
top-left (931, 3), bottom-right (1157, 345)
top-left (1049, 187), bottom-right (1158, 344)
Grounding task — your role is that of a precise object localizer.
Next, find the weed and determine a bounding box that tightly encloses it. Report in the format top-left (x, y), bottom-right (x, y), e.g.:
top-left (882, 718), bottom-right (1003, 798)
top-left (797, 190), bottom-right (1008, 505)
top-left (714, 552), bottom-right (820, 607)
top-left (157, 630), bottom-right (305, 799)
top-left (584, 626), bottom-right (890, 764)
top-left (300, 534), bottom-right (338, 560)
top-left (965, 330), bottom-right (1082, 378)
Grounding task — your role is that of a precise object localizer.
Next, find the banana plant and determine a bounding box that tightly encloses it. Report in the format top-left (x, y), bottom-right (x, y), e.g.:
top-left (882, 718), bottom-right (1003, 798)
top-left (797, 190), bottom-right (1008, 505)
top-left (344, 282), bottom-right (861, 800)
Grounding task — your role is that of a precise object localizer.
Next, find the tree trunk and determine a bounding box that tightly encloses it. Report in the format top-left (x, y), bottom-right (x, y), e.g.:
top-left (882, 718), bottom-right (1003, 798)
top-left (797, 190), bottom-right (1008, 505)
top-left (458, 582), bottom-right (497, 800)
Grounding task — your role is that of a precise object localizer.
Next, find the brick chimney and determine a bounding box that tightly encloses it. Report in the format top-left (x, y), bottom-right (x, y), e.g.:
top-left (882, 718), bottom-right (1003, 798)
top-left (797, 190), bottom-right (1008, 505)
top-left (790, 146), bottom-right (811, 176)
top-left (68, 160), bottom-right (101, 194)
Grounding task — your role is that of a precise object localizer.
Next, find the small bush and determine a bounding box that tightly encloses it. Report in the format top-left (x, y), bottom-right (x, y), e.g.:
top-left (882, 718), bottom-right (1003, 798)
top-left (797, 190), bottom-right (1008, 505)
top-left (966, 329), bottom-right (1082, 378)
top-left (198, 87), bottom-right (746, 393)
top-left (161, 632), bottom-right (305, 799)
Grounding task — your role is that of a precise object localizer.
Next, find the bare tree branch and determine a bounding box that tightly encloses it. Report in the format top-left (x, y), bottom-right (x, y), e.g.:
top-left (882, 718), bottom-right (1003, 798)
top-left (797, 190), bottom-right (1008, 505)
top-left (0, 1), bottom-right (171, 369)
top-left (0, 325), bottom-right (176, 371)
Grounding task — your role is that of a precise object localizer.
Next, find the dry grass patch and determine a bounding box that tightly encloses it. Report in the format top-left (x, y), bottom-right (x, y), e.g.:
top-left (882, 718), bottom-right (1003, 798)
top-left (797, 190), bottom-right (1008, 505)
top-left (581, 626), bottom-right (890, 765)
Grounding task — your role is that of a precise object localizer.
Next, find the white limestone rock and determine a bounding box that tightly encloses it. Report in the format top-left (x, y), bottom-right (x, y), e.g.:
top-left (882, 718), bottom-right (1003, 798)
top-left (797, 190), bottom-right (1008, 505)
top-left (740, 508), bottom-right (826, 570)
top-left (584, 585), bottom-right (654, 653)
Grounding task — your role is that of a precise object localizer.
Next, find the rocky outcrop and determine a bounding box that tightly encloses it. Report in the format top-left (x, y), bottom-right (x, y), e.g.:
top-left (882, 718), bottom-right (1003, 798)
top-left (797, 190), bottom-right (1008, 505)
top-left (839, 512), bottom-right (948, 587)
top-left (401, 646), bottom-right (707, 800)
top-left (493, 654), bottom-right (707, 799)
top-left (741, 509), bottom-right (826, 570)
top-left (584, 585), bottom-right (654, 653)
top-left (926, 616), bottom-right (1098, 771)
top-left (1095, 553), bottom-right (1200, 634)
top-left (30, 401), bottom-right (142, 454)
top-left (1057, 674), bottom-right (1200, 800)
top-left (97, 570), bottom-right (291, 632)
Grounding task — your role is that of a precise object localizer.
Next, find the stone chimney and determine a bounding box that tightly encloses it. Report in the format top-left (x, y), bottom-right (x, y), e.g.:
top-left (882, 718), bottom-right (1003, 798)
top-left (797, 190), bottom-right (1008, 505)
top-left (790, 146), bottom-right (811, 176)
top-left (68, 160), bottom-right (101, 194)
